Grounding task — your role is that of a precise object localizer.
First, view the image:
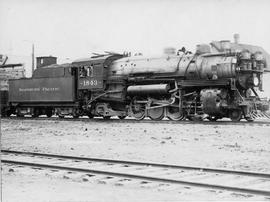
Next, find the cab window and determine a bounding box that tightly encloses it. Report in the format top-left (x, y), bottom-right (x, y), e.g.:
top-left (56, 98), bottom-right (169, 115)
top-left (79, 65), bottom-right (94, 77)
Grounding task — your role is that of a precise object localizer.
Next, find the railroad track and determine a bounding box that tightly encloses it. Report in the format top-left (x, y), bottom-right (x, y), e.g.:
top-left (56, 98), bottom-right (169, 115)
top-left (2, 116), bottom-right (270, 126)
top-left (2, 150), bottom-right (270, 197)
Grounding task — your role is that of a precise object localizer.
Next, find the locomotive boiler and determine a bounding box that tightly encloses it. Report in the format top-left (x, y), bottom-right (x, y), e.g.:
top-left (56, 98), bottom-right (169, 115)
top-left (3, 35), bottom-right (270, 121)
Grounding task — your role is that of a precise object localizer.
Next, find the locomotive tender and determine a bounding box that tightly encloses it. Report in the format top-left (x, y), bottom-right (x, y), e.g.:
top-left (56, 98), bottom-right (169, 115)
top-left (2, 35), bottom-right (270, 121)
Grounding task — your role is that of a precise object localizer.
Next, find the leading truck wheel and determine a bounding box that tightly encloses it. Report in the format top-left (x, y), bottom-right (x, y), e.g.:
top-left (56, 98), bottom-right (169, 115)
top-left (246, 117), bottom-right (254, 122)
top-left (207, 116), bottom-right (219, 122)
top-left (245, 114), bottom-right (254, 122)
top-left (229, 109), bottom-right (242, 122)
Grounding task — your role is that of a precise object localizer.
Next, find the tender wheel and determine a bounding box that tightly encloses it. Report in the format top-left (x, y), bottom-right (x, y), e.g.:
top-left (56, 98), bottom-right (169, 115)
top-left (229, 109), bottom-right (242, 122)
top-left (32, 108), bottom-right (40, 118)
top-left (130, 98), bottom-right (146, 120)
top-left (17, 108), bottom-right (24, 117)
top-left (6, 110), bottom-right (12, 117)
top-left (103, 116), bottom-right (111, 120)
top-left (148, 107), bottom-right (164, 120)
top-left (46, 110), bottom-right (53, 118)
top-left (167, 106), bottom-right (185, 121)
top-left (87, 113), bottom-right (94, 119)
top-left (118, 116), bottom-right (126, 120)
top-left (72, 109), bottom-right (79, 119)
top-left (1, 109), bottom-right (10, 117)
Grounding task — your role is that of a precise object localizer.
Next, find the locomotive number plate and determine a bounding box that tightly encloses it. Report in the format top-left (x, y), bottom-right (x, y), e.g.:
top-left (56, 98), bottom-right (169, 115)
top-left (83, 79), bottom-right (98, 86)
top-left (78, 77), bottom-right (103, 89)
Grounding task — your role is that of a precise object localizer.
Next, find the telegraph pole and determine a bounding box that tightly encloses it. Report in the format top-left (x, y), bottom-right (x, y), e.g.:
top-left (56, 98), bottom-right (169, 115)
top-left (32, 43), bottom-right (35, 76)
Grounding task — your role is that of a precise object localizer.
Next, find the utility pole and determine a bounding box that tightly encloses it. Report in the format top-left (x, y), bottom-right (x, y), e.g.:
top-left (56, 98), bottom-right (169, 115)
top-left (32, 43), bottom-right (35, 76)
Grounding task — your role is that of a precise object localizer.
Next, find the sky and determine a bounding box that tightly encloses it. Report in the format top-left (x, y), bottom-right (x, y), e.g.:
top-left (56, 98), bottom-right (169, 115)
top-left (0, 0), bottom-right (270, 96)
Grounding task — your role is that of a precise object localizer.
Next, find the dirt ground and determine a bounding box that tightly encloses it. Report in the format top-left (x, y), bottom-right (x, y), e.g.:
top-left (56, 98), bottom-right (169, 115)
top-left (1, 117), bottom-right (270, 201)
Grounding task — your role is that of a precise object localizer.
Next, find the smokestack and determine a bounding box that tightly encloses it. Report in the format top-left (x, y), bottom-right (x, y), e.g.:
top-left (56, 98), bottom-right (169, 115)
top-left (234, 33), bottom-right (240, 44)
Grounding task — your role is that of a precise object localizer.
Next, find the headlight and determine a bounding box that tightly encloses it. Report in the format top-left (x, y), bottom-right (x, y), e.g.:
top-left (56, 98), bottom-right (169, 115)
top-left (253, 76), bottom-right (259, 86)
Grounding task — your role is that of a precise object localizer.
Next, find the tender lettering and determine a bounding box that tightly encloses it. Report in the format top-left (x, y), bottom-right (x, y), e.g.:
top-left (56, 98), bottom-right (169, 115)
top-left (19, 87), bottom-right (60, 92)
top-left (19, 88), bottom-right (40, 92)
top-left (42, 87), bottom-right (60, 91)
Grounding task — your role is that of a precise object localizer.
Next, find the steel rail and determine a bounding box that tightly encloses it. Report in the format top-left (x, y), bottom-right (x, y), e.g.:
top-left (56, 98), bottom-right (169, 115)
top-left (2, 149), bottom-right (270, 179)
top-left (2, 159), bottom-right (270, 197)
top-left (2, 116), bottom-right (270, 126)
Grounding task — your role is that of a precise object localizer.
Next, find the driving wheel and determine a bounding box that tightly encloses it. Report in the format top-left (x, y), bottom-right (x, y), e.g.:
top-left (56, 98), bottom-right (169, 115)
top-left (130, 98), bottom-right (146, 120)
top-left (167, 106), bottom-right (185, 121)
top-left (148, 107), bottom-right (164, 120)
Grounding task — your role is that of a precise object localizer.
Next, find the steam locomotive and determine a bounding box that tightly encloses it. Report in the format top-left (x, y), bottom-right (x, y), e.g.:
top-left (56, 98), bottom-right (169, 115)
top-left (1, 35), bottom-right (270, 121)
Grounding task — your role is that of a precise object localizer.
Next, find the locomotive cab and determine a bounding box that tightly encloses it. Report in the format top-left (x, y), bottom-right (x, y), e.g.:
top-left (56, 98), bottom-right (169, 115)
top-left (71, 54), bottom-right (125, 118)
top-left (72, 57), bottom-right (106, 90)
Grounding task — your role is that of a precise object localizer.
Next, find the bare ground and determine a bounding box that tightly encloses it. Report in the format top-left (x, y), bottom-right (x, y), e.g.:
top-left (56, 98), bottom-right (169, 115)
top-left (1, 118), bottom-right (270, 201)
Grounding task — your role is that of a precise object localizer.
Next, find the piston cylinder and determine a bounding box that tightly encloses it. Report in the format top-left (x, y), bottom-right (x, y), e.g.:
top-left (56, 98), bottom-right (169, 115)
top-left (127, 84), bottom-right (170, 95)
